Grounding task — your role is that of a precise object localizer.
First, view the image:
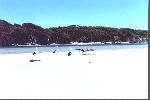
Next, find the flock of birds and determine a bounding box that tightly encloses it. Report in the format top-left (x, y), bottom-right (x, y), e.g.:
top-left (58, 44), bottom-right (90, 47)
top-left (30, 46), bottom-right (95, 62)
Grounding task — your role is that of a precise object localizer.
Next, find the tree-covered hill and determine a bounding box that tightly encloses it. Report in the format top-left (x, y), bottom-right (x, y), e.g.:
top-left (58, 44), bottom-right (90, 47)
top-left (0, 19), bottom-right (148, 46)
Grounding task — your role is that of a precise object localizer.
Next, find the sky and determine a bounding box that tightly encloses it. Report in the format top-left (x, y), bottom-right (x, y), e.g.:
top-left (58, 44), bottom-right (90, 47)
top-left (0, 0), bottom-right (148, 30)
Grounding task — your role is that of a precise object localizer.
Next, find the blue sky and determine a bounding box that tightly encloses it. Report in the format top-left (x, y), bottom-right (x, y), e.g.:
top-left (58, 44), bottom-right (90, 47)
top-left (0, 0), bottom-right (148, 30)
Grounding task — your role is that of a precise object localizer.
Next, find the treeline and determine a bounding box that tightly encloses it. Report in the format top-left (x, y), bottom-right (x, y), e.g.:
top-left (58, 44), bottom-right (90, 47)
top-left (0, 19), bottom-right (148, 46)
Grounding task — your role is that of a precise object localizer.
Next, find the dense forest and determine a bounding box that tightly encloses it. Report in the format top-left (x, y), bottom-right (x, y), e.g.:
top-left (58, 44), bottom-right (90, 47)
top-left (0, 19), bottom-right (148, 46)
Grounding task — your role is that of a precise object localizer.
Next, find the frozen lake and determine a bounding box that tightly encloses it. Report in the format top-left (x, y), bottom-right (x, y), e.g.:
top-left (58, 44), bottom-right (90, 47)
top-left (0, 44), bottom-right (148, 99)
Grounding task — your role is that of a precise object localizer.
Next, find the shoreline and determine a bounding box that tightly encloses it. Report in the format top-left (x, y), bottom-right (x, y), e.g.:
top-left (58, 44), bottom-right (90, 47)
top-left (2, 42), bottom-right (148, 47)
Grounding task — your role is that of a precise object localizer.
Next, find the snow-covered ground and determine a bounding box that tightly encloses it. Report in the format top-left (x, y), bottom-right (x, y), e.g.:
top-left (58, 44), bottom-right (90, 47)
top-left (0, 48), bottom-right (148, 99)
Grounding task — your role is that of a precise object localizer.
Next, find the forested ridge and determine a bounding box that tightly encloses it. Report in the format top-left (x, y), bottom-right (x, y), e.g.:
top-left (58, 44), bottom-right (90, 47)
top-left (0, 19), bottom-right (148, 46)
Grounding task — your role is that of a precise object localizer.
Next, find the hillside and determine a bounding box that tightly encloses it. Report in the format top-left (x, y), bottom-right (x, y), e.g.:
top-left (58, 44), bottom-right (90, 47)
top-left (0, 19), bottom-right (148, 46)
